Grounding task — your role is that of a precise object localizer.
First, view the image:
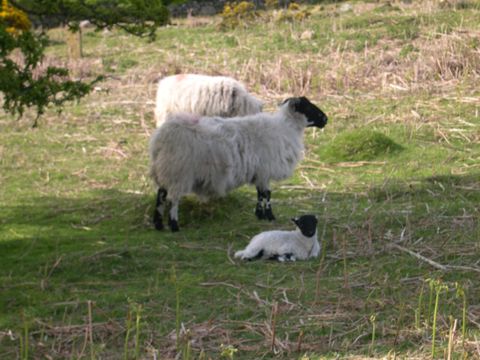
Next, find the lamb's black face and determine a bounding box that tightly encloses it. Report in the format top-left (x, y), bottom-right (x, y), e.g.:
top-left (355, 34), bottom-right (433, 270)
top-left (285, 97), bottom-right (328, 128)
top-left (292, 214), bottom-right (318, 237)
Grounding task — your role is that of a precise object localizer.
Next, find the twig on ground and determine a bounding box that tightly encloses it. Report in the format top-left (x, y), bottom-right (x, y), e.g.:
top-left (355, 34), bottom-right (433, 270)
top-left (199, 282), bottom-right (241, 290)
top-left (390, 243), bottom-right (448, 271)
top-left (270, 302), bottom-right (278, 352)
top-left (226, 243), bottom-right (236, 265)
top-left (296, 329), bottom-right (304, 352)
top-left (87, 300), bottom-right (94, 360)
top-left (390, 243), bottom-right (480, 273)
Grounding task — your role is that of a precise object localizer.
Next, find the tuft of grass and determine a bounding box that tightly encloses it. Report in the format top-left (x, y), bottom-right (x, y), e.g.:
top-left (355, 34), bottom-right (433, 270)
top-left (118, 57), bottom-right (139, 71)
top-left (19, 311), bottom-right (29, 360)
top-left (399, 43), bottom-right (418, 58)
top-left (385, 16), bottom-right (420, 40)
top-left (319, 128), bottom-right (404, 162)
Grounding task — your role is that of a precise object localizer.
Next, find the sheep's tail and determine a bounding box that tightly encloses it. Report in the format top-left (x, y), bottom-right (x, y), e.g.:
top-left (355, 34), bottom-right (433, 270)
top-left (234, 248), bottom-right (265, 260)
top-left (234, 250), bottom-right (245, 259)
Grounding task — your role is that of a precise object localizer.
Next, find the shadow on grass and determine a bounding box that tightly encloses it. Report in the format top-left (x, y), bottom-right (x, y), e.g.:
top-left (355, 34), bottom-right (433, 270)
top-left (1, 171), bottom-right (479, 252)
top-left (1, 170), bottom-right (479, 252)
top-left (0, 188), bottom-right (256, 236)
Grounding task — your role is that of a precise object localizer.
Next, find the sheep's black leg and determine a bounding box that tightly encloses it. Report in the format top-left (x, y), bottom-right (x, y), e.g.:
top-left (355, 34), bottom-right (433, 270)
top-left (255, 187), bottom-right (275, 221)
top-left (168, 200), bottom-right (180, 232)
top-left (153, 188), bottom-right (167, 231)
top-left (255, 187), bottom-right (265, 219)
top-left (263, 189), bottom-right (275, 221)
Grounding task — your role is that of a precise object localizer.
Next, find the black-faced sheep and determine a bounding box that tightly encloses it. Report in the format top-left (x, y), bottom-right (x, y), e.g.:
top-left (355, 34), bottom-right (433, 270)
top-left (234, 215), bottom-right (319, 261)
top-left (154, 74), bottom-right (264, 127)
top-left (149, 96), bottom-right (328, 232)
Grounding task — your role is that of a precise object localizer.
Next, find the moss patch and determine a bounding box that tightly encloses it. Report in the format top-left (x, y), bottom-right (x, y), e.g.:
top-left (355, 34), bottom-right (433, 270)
top-left (320, 128), bottom-right (404, 162)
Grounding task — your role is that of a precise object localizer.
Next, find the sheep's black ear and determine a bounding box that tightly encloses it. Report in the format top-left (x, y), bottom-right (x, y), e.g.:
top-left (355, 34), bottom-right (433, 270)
top-left (292, 97), bottom-right (310, 113)
top-left (282, 97), bottom-right (308, 113)
top-left (289, 97), bottom-right (301, 108)
top-left (280, 98), bottom-right (293, 106)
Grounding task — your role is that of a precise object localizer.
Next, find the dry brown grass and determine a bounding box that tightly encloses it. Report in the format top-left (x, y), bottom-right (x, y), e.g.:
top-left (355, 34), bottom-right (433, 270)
top-left (117, 33), bottom-right (479, 119)
top-left (18, 0), bottom-right (476, 129)
top-left (233, 32), bottom-right (480, 99)
top-left (4, 0), bottom-right (480, 127)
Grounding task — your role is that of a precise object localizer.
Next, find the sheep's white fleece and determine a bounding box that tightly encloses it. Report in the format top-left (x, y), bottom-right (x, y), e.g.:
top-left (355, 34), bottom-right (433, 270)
top-left (154, 74), bottom-right (263, 127)
top-left (149, 102), bottom-right (306, 202)
top-left (235, 229), bottom-right (320, 261)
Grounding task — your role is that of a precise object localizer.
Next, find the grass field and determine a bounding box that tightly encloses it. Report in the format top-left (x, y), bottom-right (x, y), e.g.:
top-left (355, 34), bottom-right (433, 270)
top-left (1, 1), bottom-right (480, 358)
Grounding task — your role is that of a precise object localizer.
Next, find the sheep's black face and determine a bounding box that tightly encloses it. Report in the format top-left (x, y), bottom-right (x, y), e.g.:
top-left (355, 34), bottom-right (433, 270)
top-left (287, 97), bottom-right (328, 128)
top-left (292, 214), bottom-right (318, 238)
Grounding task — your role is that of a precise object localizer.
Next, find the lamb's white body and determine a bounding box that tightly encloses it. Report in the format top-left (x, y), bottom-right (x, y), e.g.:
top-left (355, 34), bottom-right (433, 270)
top-left (235, 229), bottom-right (320, 261)
top-left (154, 74), bottom-right (263, 127)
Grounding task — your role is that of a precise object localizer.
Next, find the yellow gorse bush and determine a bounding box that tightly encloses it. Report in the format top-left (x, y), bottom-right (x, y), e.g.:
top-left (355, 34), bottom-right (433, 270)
top-left (220, 0), bottom-right (310, 28)
top-left (235, 1), bottom-right (255, 15)
top-left (220, 1), bottom-right (257, 29)
top-left (288, 2), bottom-right (301, 11)
top-left (265, 0), bottom-right (279, 9)
top-left (0, 0), bottom-right (32, 34)
top-left (274, 2), bottom-right (310, 23)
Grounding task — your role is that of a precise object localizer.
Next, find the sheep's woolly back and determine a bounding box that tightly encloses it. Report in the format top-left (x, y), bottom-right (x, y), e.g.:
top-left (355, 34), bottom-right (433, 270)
top-left (149, 104), bottom-right (306, 201)
top-left (154, 74), bottom-right (263, 127)
top-left (234, 229), bottom-right (320, 261)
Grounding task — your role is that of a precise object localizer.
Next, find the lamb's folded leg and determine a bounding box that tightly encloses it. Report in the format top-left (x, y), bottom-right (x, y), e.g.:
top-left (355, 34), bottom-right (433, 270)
top-left (153, 188), bottom-right (167, 231)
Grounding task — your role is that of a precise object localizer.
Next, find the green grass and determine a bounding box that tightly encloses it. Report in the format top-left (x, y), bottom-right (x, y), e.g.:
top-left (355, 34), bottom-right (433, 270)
top-left (319, 128), bottom-right (404, 162)
top-left (1, 1), bottom-right (480, 359)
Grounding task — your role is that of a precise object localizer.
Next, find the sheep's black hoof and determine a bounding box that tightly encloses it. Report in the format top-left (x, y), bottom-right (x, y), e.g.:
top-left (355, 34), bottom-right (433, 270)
top-left (255, 204), bottom-right (265, 219)
top-left (153, 212), bottom-right (164, 231)
top-left (168, 217), bottom-right (179, 232)
top-left (264, 208), bottom-right (275, 221)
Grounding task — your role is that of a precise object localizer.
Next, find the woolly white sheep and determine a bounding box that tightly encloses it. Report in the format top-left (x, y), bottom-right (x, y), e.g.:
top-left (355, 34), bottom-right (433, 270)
top-left (149, 96), bottom-right (328, 232)
top-left (154, 74), bottom-right (264, 127)
top-left (234, 215), bottom-right (320, 261)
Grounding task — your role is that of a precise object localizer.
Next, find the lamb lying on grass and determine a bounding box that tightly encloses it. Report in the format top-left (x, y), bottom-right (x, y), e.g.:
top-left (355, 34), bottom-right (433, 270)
top-left (235, 215), bottom-right (320, 262)
top-left (149, 96), bottom-right (328, 232)
top-left (154, 74), bottom-right (263, 127)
